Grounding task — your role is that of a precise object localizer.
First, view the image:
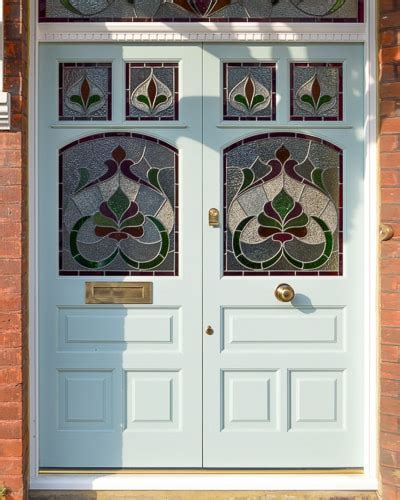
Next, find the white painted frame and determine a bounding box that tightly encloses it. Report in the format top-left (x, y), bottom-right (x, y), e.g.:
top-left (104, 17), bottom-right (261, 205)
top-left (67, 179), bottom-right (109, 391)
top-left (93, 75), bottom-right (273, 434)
top-left (29, 0), bottom-right (379, 491)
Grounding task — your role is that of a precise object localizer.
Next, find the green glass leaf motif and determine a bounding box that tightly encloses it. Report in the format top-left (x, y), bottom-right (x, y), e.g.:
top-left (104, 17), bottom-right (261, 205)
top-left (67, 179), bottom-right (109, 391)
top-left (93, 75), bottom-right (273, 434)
top-left (317, 95), bottom-right (332, 110)
top-left (120, 212), bottom-right (145, 230)
top-left (257, 212), bottom-right (281, 229)
top-left (93, 212), bottom-right (117, 228)
top-left (301, 94), bottom-right (315, 108)
top-left (272, 190), bottom-right (294, 220)
top-left (154, 95), bottom-right (168, 108)
top-left (311, 168), bottom-right (325, 192)
top-left (252, 95), bottom-right (266, 108)
top-left (76, 167), bottom-right (90, 192)
top-left (234, 95), bottom-right (248, 109)
top-left (148, 168), bottom-right (162, 192)
top-left (70, 95), bottom-right (84, 108)
top-left (328, 0), bottom-right (347, 14)
top-left (284, 212), bottom-right (309, 230)
top-left (87, 94), bottom-right (102, 109)
top-left (137, 95), bottom-right (150, 107)
top-left (240, 168), bottom-right (255, 193)
top-left (108, 188), bottom-right (130, 221)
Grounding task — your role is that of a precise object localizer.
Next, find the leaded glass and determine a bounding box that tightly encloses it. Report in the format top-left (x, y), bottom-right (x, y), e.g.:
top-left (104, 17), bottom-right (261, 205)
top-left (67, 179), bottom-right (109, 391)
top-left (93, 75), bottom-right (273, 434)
top-left (59, 63), bottom-right (112, 121)
top-left (39, 1), bottom-right (364, 23)
top-left (126, 63), bottom-right (179, 121)
top-left (60, 133), bottom-right (179, 276)
top-left (224, 133), bottom-right (343, 276)
top-left (290, 63), bottom-right (343, 121)
top-left (224, 63), bottom-right (276, 121)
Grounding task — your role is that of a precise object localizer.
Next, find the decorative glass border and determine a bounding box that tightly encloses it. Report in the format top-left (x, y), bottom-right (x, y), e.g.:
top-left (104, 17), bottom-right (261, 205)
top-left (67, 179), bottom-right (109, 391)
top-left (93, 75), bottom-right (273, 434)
top-left (223, 132), bottom-right (343, 277)
top-left (59, 62), bottom-right (112, 121)
top-left (223, 62), bottom-right (276, 122)
top-left (125, 62), bottom-right (179, 121)
top-left (59, 132), bottom-right (179, 277)
top-left (39, 0), bottom-right (364, 23)
top-left (290, 62), bottom-right (343, 122)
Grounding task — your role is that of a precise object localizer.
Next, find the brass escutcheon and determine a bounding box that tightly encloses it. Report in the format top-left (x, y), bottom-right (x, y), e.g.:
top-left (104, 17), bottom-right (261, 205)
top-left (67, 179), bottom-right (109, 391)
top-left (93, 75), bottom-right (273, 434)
top-left (205, 325), bottom-right (214, 336)
top-left (275, 283), bottom-right (295, 303)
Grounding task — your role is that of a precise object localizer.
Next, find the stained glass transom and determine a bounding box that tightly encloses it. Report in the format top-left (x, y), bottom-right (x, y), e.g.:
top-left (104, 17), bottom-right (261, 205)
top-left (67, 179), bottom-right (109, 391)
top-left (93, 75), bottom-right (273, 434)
top-left (224, 63), bottom-right (276, 122)
top-left (126, 63), bottom-right (179, 121)
top-left (224, 133), bottom-right (343, 276)
top-left (59, 133), bottom-right (179, 276)
top-left (290, 63), bottom-right (343, 121)
top-left (59, 63), bottom-right (112, 121)
top-left (39, 1), bottom-right (364, 23)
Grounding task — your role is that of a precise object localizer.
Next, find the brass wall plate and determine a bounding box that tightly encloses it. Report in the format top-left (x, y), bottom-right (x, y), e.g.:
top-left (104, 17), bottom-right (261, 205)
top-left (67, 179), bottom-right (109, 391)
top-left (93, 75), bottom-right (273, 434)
top-left (85, 282), bottom-right (153, 305)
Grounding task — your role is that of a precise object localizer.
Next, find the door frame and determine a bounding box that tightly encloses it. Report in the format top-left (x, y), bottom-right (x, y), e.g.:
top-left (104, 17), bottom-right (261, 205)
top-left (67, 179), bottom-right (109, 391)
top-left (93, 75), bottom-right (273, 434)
top-left (28, 0), bottom-right (379, 491)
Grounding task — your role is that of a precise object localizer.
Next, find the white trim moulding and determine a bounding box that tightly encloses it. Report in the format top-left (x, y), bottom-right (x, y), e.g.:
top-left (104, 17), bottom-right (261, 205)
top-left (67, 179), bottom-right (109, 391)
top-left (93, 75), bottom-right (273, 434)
top-left (38, 22), bottom-right (366, 43)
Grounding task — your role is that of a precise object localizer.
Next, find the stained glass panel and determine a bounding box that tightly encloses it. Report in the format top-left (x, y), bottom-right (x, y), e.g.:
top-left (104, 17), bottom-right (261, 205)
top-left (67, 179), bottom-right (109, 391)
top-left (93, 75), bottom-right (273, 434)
top-left (59, 63), bottom-right (112, 121)
top-left (290, 63), bottom-right (343, 121)
top-left (224, 133), bottom-right (343, 276)
top-left (224, 63), bottom-right (276, 121)
top-left (59, 133), bottom-right (179, 276)
top-left (126, 63), bottom-right (179, 121)
top-left (39, 1), bottom-right (364, 23)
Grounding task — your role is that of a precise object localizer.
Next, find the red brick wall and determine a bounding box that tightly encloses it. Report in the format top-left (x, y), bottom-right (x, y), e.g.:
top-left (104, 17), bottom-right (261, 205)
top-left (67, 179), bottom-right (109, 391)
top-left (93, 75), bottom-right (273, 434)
top-left (0, 0), bottom-right (29, 499)
top-left (380, 1), bottom-right (400, 498)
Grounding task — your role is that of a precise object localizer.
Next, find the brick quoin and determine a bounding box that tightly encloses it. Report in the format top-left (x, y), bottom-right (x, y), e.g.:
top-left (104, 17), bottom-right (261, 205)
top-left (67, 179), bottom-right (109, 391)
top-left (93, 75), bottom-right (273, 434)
top-left (380, 1), bottom-right (400, 499)
top-left (0, 0), bottom-right (28, 499)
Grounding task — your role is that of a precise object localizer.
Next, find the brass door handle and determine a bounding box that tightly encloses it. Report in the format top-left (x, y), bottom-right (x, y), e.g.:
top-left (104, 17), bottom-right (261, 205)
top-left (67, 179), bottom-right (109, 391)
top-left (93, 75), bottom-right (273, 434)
top-left (209, 208), bottom-right (219, 227)
top-left (275, 283), bottom-right (295, 303)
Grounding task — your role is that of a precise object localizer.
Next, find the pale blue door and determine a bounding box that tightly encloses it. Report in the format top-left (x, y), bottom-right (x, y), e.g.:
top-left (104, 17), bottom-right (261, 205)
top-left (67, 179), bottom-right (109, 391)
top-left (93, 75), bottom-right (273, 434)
top-left (38, 43), bottom-right (203, 468)
top-left (38, 41), bottom-right (365, 469)
top-left (202, 43), bottom-right (365, 467)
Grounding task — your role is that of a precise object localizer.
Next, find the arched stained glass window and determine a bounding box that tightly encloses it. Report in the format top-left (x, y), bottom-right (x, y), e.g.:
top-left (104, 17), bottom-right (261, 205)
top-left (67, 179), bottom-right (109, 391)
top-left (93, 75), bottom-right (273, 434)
top-left (59, 132), bottom-right (179, 276)
top-left (224, 133), bottom-right (343, 276)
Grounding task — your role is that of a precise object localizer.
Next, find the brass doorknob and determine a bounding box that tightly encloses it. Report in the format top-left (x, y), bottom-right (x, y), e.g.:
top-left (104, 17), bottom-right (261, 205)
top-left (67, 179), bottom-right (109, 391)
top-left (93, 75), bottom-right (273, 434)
top-left (275, 283), bottom-right (295, 303)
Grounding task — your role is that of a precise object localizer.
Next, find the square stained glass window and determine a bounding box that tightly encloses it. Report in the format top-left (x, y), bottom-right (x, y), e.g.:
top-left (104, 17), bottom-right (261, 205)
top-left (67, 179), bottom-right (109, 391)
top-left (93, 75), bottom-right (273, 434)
top-left (39, 1), bottom-right (364, 23)
top-left (59, 132), bottom-right (179, 276)
top-left (290, 63), bottom-right (343, 121)
top-left (223, 63), bottom-right (276, 122)
top-left (224, 133), bottom-right (343, 277)
top-left (126, 63), bottom-right (179, 121)
top-left (59, 63), bottom-right (112, 121)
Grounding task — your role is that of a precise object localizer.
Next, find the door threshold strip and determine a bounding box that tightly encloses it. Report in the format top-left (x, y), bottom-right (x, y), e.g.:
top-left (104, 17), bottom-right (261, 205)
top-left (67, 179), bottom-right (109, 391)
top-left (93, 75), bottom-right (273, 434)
top-left (39, 468), bottom-right (364, 475)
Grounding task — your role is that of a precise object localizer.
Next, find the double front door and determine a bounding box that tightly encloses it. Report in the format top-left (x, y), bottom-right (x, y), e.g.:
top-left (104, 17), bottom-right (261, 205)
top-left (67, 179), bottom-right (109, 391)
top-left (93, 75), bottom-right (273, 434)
top-left (38, 42), bottom-right (365, 469)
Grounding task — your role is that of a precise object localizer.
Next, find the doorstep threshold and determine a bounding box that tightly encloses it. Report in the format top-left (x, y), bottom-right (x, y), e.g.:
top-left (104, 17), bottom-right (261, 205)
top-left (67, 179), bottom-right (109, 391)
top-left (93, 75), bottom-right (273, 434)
top-left (39, 468), bottom-right (364, 475)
